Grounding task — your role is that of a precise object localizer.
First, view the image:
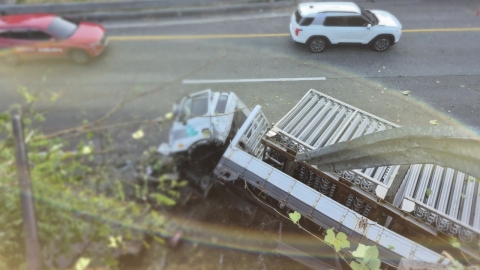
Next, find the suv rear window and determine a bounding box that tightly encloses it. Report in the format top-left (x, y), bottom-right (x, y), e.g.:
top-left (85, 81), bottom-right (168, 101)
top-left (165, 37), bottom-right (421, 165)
top-left (300, 18), bottom-right (314, 26)
top-left (294, 10), bottom-right (314, 26)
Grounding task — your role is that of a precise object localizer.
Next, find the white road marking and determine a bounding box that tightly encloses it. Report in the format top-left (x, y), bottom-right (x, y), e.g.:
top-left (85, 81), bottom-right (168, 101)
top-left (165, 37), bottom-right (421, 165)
top-left (182, 77), bottom-right (327, 84)
top-left (104, 12), bottom-right (291, 29)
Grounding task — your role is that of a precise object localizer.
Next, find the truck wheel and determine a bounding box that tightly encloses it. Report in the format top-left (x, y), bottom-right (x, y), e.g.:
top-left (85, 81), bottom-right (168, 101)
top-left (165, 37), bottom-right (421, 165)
top-left (70, 49), bottom-right (90, 64)
top-left (372, 37), bottom-right (391, 52)
top-left (308, 37), bottom-right (327, 53)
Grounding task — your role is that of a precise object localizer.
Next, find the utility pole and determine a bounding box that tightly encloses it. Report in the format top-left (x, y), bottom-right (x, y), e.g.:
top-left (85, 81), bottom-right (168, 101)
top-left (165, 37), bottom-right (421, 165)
top-left (11, 114), bottom-right (42, 270)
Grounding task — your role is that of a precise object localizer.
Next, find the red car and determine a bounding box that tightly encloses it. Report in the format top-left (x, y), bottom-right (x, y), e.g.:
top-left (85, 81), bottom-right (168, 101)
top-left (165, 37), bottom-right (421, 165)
top-left (0, 14), bottom-right (108, 65)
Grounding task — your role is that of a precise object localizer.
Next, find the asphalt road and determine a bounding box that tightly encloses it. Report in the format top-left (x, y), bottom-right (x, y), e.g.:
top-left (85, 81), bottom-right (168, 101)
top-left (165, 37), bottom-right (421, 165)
top-left (1, 0), bottom-right (480, 139)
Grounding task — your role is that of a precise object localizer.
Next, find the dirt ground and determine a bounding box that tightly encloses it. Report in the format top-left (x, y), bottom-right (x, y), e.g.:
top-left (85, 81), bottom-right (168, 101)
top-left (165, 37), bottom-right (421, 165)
top-left (119, 187), bottom-right (315, 270)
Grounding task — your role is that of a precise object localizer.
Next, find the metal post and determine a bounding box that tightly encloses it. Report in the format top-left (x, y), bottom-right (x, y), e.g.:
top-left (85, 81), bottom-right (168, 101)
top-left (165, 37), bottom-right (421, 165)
top-left (11, 114), bottom-right (42, 270)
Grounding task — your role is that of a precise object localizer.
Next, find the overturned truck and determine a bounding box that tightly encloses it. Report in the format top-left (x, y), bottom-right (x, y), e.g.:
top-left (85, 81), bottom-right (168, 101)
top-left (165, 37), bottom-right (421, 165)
top-left (159, 89), bottom-right (480, 269)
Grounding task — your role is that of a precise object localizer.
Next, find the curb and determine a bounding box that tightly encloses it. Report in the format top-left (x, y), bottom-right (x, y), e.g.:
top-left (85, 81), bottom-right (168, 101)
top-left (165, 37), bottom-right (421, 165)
top-left (65, 2), bottom-right (294, 22)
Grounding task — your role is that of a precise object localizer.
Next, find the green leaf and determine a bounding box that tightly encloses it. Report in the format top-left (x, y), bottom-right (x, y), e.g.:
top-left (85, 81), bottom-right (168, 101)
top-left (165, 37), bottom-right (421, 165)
top-left (132, 130), bottom-right (144, 140)
top-left (17, 86), bottom-right (36, 104)
top-left (0, 113), bottom-right (9, 124)
top-left (334, 232), bottom-right (350, 251)
top-left (367, 258), bottom-right (381, 270)
top-left (74, 257), bottom-right (91, 270)
top-left (450, 237), bottom-right (461, 248)
top-left (364, 245), bottom-right (379, 262)
top-left (289, 211), bottom-right (301, 224)
top-left (425, 188), bottom-right (432, 198)
top-left (388, 245), bottom-right (395, 250)
top-left (34, 113), bottom-right (45, 122)
top-left (350, 261), bottom-right (363, 270)
top-left (352, 244), bottom-right (369, 258)
top-left (50, 92), bottom-right (60, 102)
top-left (350, 246), bottom-right (381, 270)
top-left (149, 193), bottom-right (176, 206)
top-left (81, 146), bottom-right (92, 155)
top-left (324, 229), bottom-right (350, 252)
top-left (23, 118), bottom-right (32, 126)
top-left (325, 229), bottom-right (336, 245)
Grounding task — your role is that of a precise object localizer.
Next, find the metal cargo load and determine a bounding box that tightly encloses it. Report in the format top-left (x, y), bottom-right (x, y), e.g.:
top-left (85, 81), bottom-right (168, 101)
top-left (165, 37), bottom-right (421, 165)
top-left (268, 89), bottom-right (400, 199)
top-left (395, 164), bottom-right (480, 250)
top-left (214, 106), bottom-right (445, 267)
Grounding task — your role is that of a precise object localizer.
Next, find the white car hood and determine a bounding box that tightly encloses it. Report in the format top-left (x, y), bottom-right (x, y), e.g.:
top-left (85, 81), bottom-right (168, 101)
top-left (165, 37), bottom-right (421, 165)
top-left (371, 10), bottom-right (402, 28)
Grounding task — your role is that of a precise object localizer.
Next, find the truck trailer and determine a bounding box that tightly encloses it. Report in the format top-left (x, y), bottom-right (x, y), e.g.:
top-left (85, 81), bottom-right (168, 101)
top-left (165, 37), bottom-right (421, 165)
top-left (158, 89), bottom-right (480, 269)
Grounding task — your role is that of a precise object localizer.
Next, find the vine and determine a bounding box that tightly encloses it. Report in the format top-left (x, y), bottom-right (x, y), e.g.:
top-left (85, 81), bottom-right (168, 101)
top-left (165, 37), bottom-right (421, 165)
top-left (0, 87), bottom-right (180, 269)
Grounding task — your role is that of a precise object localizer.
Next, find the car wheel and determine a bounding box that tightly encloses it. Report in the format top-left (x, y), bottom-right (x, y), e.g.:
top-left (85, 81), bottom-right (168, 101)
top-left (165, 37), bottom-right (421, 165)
top-left (372, 37), bottom-right (391, 52)
top-left (308, 38), bottom-right (327, 53)
top-left (70, 50), bottom-right (90, 64)
top-left (2, 54), bottom-right (20, 66)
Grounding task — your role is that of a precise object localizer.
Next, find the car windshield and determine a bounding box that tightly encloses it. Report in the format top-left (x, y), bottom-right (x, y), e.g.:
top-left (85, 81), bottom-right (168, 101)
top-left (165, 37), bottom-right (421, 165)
top-left (360, 7), bottom-right (378, 24)
top-left (46, 17), bottom-right (78, 39)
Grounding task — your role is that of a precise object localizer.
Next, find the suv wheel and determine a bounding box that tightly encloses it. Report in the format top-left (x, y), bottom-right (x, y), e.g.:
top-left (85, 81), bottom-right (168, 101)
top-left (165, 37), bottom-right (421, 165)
top-left (372, 37), bottom-right (391, 52)
top-left (308, 38), bottom-right (327, 53)
top-left (70, 50), bottom-right (90, 64)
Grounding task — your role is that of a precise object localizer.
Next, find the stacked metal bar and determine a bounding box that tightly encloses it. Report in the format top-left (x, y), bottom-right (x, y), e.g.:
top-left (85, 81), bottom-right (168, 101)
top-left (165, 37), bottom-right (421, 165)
top-left (396, 164), bottom-right (480, 248)
top-left (270, 89), bottom-right (400, 198)
top-left (238, 109), bottom-right (270, 159)
top-left (214, 106), bottom-right (446, 266)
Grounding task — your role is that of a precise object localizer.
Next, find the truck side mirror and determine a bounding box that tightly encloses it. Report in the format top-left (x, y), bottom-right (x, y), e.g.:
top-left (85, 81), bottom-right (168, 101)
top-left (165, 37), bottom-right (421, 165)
top-left (173, 104), bottom-right (180, 117)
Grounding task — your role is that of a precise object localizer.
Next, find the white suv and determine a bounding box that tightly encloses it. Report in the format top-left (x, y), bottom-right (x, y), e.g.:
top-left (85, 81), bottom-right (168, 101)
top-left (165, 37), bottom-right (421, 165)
top-left (289, 2), bottom-right (402, 52)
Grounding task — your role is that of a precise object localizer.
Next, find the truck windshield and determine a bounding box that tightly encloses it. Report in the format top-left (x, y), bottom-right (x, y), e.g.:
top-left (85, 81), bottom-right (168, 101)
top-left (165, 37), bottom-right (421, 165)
top-left (180, 93), bottom-right (209, 120)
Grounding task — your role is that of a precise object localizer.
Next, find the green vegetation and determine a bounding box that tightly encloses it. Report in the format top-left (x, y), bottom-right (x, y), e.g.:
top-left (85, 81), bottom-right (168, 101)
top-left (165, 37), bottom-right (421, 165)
top-left (0, 87), bottom-right (175, 269)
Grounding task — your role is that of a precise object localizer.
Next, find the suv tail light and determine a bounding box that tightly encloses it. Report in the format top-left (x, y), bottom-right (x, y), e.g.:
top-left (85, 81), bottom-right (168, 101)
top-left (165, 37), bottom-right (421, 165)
top-left (295, 28), bottom-right (302, 36)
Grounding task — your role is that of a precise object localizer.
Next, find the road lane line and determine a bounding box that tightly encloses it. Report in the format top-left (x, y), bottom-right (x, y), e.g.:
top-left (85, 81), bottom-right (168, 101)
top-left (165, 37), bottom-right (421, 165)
top-left (109, 27), bottom-right (480, 41)
top-left (182, 77), bottom-right (326, 84)
top-left (403, 27), bottom-right (480, 33)
top-left (109, 33), bottom-right (289, 41)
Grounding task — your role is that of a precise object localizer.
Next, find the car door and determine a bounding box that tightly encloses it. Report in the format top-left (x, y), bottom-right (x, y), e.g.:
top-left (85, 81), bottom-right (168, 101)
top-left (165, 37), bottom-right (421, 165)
top-left (346, 16), bottom-right (373, 43)
top-left (0, 30), bottom-right (13, 49)
top-left (322, 16), bottom-right (349, 43)
top-left (29, 30), bottom-right (66, 58)
top-left (6, 29), bottom-right (38, 58)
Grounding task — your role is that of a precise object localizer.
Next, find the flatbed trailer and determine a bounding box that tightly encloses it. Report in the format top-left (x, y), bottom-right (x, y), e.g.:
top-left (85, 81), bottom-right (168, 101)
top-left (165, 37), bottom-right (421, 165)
top-left (212, 89), bottom-right (478, 267)
top-left (161, 88), bottom-right (480, 268)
